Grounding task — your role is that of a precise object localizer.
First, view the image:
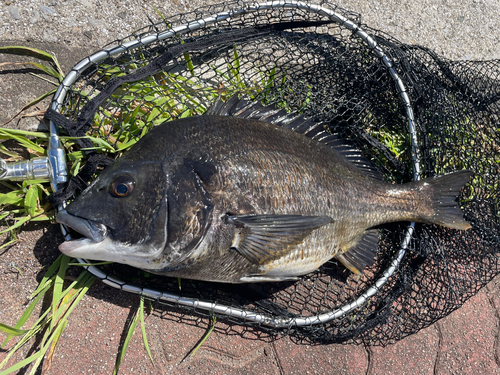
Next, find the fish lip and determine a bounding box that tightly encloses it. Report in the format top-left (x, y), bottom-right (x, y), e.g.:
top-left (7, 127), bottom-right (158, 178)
top-left (56, 209), bottom-right (108, 243)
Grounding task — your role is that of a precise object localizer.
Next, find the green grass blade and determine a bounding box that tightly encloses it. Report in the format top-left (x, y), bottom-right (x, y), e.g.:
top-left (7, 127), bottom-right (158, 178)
top-left (0, 209), bottom-right (24, 215)
top-left (0, 212), bottom-right (12, 221)
top-left (187, 316), bottom-right (216, 360)
top-left (31, 255), bottom-right (62, 298)
top-left (0, 215), bottom-right (30, 236)
top-left (0, 312), bottom-right (48, 370)
top-left (24, 322), bottom-right (52, 375)
top-left (0, 307), bottom-right (54, 373)
top-left (0, 143), bottom-right (22, 158)
top-left (184, 52), bottom-right (195, 77)
top-left (0, 190), bottom-right (24, 206)
top-left (0, 347), bottom-right (45, 375)
top-left (79, 136), bottom-right (116, 152)
top-left (0, 128), bottom-right (50, 139)
top-left (29, 213), bottom-right (54, 222)
top-left (0, 46), bottom-right (56, 62)
top-left (41, 320), bottom-right (68, 375)
top-left (113, 303), bottom-right (141, 375)
top-left (13, 272), bottom-right (94, 374)
top-left (50, 255), bottom-right (71, 330)
top-left (152, 5), bottom-right (167, 22)
top-left (0, 62), bottom-right (60, 80)
top-left (49, 272), bottom-right (95, 340)
top-left (0, 323), bottom-right (27, 336)
top-left (0, 300), bottom-right (75, 375)
top-left (139, 297), bottom-right (154, 364)
top-left (24, 185), bottom-right (38, 217)
top-left (27, 352), bottom-right (45, 375)
top-left (55, 270), bottom-right (93, 310)
top-left (0, 238), bottom-right (19, 251)
top-left (232, 46), bottom-right (241, 84)
top-left (115, 138), bottom-right (141, 152)
top-left (28, 73), bottom-right (59, 86)
top-left (57, 272), bottom-right (95, 320)
top-left (22, 180), bottom-right (50, 188)
top-left (48, 52), bottom-right (64, 79)
top-left (0, 181), bottom-right (20, 191)
top-left (20, 88), bottom-right (57, 110)
top-left (0, 130), bottom-right (45, 154)
top-left (67, 151), bottom-right (85, 161)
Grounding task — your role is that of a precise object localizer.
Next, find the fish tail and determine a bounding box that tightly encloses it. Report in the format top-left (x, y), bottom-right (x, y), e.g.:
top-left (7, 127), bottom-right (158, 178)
top-left (422, 170), bottom-right (474, 230)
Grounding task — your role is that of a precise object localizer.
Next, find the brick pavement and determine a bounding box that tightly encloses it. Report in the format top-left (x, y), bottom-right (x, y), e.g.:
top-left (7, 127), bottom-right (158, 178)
top-left (3, 249), bottom-right (499, 374)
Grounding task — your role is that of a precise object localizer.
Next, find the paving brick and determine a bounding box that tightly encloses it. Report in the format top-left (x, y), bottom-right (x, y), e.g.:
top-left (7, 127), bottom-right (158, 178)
top-left (487, 274), bottom-right (500, 370)
top-left (272, 336), bottom-right (368, 375)
top-left (45, 293), bottom-right (156, 375)
top-left (435, 289), bottom-right (500, 375)
top-left (3, 253), bottom-right (500, 375)
top-left (369, 324), bottom-right (439, 375)
top-left (145, 307), bottom-right (215, 365)
top-left (171, 343), bottom-right (280, 375)
top-left (200, 322), bottom-right (274, 362)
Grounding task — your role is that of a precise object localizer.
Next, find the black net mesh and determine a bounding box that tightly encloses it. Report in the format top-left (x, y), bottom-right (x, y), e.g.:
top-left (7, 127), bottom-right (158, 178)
top-left (51, 1), bottom-right (500, 345)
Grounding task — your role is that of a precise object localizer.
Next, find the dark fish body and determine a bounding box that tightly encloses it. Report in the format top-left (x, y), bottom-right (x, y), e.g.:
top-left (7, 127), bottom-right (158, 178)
top-left (57, 98), bottom-right (473, 283)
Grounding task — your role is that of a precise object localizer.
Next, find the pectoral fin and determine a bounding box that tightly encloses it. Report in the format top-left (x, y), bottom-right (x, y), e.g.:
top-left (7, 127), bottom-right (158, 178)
top-left (335, 229), bottom-right (379, 274)
top-left (225, 214), bottom-right (333, 265)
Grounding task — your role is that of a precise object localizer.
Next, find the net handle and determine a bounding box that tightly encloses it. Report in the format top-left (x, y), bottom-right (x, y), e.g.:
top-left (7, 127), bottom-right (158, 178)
top-left (53, 0), bottom-right (420, 328)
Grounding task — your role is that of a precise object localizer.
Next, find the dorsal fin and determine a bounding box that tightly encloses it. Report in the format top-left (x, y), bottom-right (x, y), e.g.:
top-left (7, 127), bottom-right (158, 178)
top-left (322, 134), bottom-right (384, 180)
top-left (206, 96), bottom-right (383, 180)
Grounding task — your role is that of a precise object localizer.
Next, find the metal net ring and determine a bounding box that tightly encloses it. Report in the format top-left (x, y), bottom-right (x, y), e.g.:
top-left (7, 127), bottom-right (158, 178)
top-left (45, 0), bottom-right (490, 343)
top-left (53, 0), bottom-right (417, 330)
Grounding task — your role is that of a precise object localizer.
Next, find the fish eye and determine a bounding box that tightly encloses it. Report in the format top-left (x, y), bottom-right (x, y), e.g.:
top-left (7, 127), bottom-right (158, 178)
top-left (109, 175), bottom-right (135, 198)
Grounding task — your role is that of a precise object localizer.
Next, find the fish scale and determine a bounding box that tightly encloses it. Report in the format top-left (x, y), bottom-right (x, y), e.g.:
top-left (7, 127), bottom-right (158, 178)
top-left (56, 98), bottom-right (473, 283)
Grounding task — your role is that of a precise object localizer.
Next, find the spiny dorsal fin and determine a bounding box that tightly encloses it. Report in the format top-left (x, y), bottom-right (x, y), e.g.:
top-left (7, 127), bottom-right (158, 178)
top-left (325, 134), bottom-right (384, 181)
top-left (206, 95), bottom-right (292, 123)
top-left (206, 95), bottom-right (383, 180)
top-left (224, 214), bottom-right (333, 265)
top-left (334, 229), bottom-right (379, 274)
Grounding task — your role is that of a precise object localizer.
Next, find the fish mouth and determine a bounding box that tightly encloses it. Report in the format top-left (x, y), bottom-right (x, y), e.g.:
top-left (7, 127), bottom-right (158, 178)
top-left (56, 210), bottom-right (108, 252)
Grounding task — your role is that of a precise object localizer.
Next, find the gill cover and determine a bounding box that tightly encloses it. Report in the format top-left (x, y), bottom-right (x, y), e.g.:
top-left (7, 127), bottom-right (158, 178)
top-left (163, 158), bottom-right (214, 261)
top-left (65, 160), bottom-right (169, 254)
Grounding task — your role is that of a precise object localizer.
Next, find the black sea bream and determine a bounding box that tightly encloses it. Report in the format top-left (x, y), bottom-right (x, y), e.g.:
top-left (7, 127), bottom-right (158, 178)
top-left (57, 97), bottom-right (473, 283)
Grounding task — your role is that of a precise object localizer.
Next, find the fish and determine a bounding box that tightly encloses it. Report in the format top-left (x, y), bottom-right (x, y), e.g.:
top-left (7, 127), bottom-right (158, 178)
top-left (56, 96), bottom-right (473, 283)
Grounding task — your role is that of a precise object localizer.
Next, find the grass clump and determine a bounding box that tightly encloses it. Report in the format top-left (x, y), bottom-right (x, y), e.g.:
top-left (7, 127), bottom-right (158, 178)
top-left (0, 45), bottom-right (155, 375)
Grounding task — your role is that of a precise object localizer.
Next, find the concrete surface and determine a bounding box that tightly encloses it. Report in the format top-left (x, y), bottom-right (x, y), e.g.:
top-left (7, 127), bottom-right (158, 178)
top-left (0, 1), bottom-right (499, 374)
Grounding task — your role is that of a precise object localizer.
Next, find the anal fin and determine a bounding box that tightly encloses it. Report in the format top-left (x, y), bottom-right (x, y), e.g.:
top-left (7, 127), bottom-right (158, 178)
top-left (335, 229), bottom-right (379, 274)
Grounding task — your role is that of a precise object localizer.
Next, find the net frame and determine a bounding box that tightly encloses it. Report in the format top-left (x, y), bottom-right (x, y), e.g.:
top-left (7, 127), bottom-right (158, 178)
top-left (50, 0), bottom-right (420, 328)
top-left (43, 1), bottom-right (496, 344)
top-left (50, 0), bottom-right (419, 329)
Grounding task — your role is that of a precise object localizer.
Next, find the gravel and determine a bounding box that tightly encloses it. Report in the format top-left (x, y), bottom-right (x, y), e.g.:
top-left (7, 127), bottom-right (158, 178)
top-left (0, 0), bottom-right (497, 60)
top-left (7, 4), bottom-right (20, 20)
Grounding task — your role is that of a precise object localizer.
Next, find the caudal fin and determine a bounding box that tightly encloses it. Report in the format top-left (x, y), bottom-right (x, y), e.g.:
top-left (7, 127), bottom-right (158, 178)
top-left (423, 170), bottom-right (474, 230)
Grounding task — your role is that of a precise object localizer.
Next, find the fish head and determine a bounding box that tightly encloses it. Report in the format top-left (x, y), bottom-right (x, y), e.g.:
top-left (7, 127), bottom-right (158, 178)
top-left (56, 158), bottom-right (171, 268)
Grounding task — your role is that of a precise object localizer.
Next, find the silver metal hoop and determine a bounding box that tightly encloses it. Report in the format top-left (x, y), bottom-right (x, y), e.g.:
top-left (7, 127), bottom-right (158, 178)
top-left (52, 1), bottom-right (420, 328)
